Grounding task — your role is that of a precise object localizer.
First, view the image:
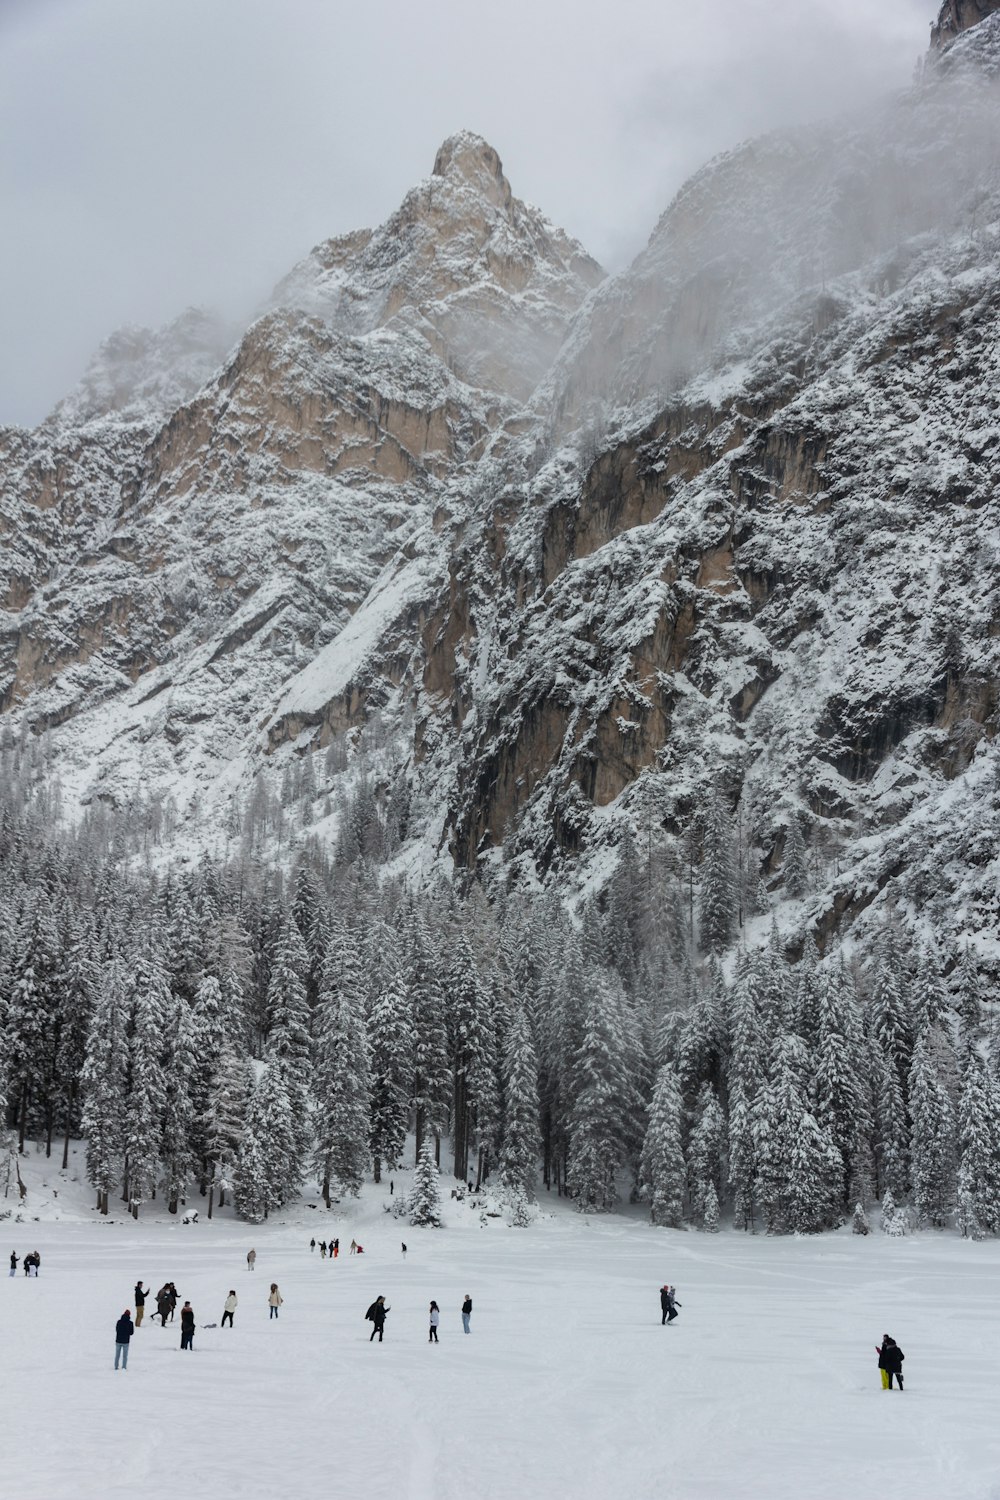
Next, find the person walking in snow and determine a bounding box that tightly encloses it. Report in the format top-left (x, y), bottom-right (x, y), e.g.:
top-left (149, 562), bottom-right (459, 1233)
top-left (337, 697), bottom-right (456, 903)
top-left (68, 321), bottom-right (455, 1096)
top-left (350, 1239), bottom-right (357, 1255)
top-left (401, 1242), bottom-right (407, 1258)
top-left (9, 1252), bottom-right (17, 1277)
top-left (660, 1285), bottom-right (680, 1324)
top-left (114, 1309), bottom-right (134, 1370)
top-left (222, 1291), bottom-right (237, 1328)
top-left (31, 1251), bottom-right (40, 1276)
top-left (156, 1285), bottom-right (171, 1326)
top-left (366, 1296), bottom-right (389, 1342)
top-left (180, 1301), bottom-right (195, 1351)
top-left (320, 1240), bottom-right (327, 1259)
top-left (247, 1249), bottom-right (256, 1272)
top-left (332, 1238), bottom-right (339, 1258)
top-left (310, 1238), bottom-right (316, 1253)
top-left (166, 1283), bottom-right (178, 1321)
top-left (134, 1282), bottom-right (148, 1327)
top-left (429, 1301), bottom-right (440, 1343)
top-left (269, 1283), bottom-right (283, 1319)
top-left (462, 1294), bottom-right (472, 1334)
top-left (877, 1335), bottom-right (904, 1390)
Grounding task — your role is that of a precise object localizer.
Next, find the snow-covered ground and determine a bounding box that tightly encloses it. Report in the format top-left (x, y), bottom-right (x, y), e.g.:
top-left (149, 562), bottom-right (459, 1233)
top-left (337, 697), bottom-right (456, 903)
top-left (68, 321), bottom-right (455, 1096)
top-left (4, 1156), bottom-right (1000, 1500)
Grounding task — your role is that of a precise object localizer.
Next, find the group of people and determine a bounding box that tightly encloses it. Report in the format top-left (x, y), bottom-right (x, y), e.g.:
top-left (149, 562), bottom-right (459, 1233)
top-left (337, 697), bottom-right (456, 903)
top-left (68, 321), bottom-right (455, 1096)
top-left (115, 1275), bottom-right (286, 1364)
top-left (9, 1251), bottom-right (40, 1277)
top-left (365, 1294), bottom-right (473, 1343)
top-left (659, 1285), bottom-right (681, 1324)
top-left (309, 1238), bottom-right (342, 1258)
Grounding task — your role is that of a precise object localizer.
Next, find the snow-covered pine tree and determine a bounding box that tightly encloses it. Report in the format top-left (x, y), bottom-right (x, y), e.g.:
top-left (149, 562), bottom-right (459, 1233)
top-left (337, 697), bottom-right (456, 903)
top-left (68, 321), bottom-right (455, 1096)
top-left (703, 1180), bottom-right (720, 1232)
top-left (367, 941), bottom-right (413, 1183)
top-left (497, 1004), bottom-right (542, 1197)
top-left (814, 962), bottom-right (872, 1215)
top-left (567, 980), bottom-right (637, 1213)
top-left (698, 793), bottom-right (737, 953)
top-left (756, 1032), bottom-right (842, 1234)
top-left (160, 995), bottom-right (198, 1213)
top-left (409, 1138), bottom-right (442, 1227)
top-left (234, 1059), bottom-right (299, 1221)
top-left (872, 1041), bottom-right (910, 1201)
top-left (782, 813), bottom-right (808, 899)
top-left (266, 913), bottom-right (313, 1159)
top-left (407, 916), bottom-right (450, 1162)
top-left (687, 1081), bottom-right (726, 1224)
top-left (727, 953), bottom-right (767, 1230)
top-left (955, 1049), bottom-right (1000, 1237)
top-left (852, 1202), bottom-right (871, 1235)
top-left (312, 949), bottom-right (371, 1203)
top-left (909, 1028), bottom-right (956, 1228)
top-left (204, 1048), bottom-right (248, 1217)
top-left (880, 1187), bottom-right (904, 1236)
top-left (638, 1065), bottom-right (686, 1227)
top-left (80, 960), bottom-right (129, 1215)
top-left (123, 951), bottom-right (170, 1216)
top-left (675, 965), bottom-right (725, 1102)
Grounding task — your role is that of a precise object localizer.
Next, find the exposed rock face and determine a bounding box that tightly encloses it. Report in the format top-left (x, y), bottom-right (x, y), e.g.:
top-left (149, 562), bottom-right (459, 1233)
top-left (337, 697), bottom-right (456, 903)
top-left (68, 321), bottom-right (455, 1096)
top-left (4, 37), bottom-right (1000, 961)
top-left (931, 0), bottom-right (1000, 48)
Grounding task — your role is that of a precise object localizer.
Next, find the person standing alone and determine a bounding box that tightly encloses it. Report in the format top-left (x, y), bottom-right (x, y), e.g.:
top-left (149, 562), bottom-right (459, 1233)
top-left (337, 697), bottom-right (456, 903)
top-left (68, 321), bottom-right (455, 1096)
top-left (222, 1291), bottom-right (237, 1328)
top-left (247, 1249), bottom-right (256, 1272)
top-left (366, 1296), bottom-right (389, 1342)
top-left (429, 1301), bottom-right (440, 1343)
top-left (269, 1283), bottom-right (283, 1319)
top-left (114, 1309), bottom-right (134, 1370)
top-left (462, 1295), bottom-right (472, 1334)
top-left (180, 1301), bottom-right (195, 1351)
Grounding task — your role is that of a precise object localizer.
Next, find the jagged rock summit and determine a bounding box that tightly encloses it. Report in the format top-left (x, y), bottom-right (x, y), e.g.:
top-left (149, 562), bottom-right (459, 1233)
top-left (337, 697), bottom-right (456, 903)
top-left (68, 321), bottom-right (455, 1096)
top-left (273, 131), bottom-right (603, 400)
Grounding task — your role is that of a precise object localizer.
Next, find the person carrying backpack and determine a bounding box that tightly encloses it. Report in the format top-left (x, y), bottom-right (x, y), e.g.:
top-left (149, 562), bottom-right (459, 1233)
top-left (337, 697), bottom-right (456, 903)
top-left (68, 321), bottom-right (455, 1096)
top-left (877, 1335), bottom-right (904, 1389)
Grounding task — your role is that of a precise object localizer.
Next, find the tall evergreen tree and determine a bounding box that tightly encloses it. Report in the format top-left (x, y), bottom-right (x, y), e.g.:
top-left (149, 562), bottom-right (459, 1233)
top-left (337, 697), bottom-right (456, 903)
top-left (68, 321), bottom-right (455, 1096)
top-left (639, 1065), bottom-right (686, 1227)
top-left (498, 1005), bottom-right (542, 1196)
top-left (313, 952), bottom-right (371, 1203)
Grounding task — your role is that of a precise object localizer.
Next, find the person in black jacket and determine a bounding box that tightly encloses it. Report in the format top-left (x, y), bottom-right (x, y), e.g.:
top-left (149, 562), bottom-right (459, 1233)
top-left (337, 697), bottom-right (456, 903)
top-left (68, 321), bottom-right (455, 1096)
top-left (660, 1285), bottom-right (681, 1324)
top-left (366, 1296), bottom-right (389, 1342)
top-left (180, 1301), bottom-right (195, 1351)
top-left (462, 1295), bottom-right (472, 1334)
top-left (115, 1310), bottom-right (134, 1370)
top-left (134, 1282), bottom-right (148, 1327)
top-left (9, 1252), bottom-right (17, 1277)
top-left (877, 1335), bottom-right (904, 1389)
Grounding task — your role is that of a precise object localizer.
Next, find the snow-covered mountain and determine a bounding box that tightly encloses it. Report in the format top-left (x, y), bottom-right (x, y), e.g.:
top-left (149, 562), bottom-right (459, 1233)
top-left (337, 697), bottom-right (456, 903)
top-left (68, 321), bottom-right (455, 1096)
top-left (3, 5), bottom-right (1000, 971)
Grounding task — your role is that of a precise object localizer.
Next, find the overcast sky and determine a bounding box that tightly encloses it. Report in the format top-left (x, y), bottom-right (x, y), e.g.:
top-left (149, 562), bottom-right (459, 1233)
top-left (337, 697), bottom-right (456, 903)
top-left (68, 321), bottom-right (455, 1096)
top-left (1, 0), bottom-right (931, 426)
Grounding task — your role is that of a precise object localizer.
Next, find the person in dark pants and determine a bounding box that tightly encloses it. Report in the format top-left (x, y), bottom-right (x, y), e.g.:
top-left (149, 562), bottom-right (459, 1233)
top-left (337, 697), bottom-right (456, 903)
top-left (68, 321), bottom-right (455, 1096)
top-left (429, 1301), bottom-right (440, 1342)
top-left (660, 1285), bottom-right (681, 1323)
top-left (877, 1335), bottom-right (904, 1389)
top-left (9, 1252), bottom-right (17, 1277)
top-left (115, 1310), bottom-right (134, 1369)
top-left (156, 1286), bottom-right (171, 1326)
top-left (180, 1302), bottom-right (195, 1350)
top-left (222, 1291), bottom-right (237, 1328)
top-left (366, 1296), bottom-right (389, 1342)
top-left (134, 1282), bottom-right (148, 1327)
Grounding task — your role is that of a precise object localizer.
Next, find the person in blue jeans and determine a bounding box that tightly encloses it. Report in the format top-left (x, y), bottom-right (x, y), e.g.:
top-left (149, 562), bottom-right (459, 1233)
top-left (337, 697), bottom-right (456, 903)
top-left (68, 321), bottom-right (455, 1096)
top-left (462, 1295), bottom-right (472, 1333)
top-left (115, 1310), bottom-right (134, 1369)
top-left (269, 1284), bottom-right (283, 1318)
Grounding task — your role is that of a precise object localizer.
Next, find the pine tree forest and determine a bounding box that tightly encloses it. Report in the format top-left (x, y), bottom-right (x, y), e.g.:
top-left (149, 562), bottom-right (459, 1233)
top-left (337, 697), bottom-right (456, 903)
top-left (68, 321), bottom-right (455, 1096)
top-left (1, 726), bottom-right (998, 1237)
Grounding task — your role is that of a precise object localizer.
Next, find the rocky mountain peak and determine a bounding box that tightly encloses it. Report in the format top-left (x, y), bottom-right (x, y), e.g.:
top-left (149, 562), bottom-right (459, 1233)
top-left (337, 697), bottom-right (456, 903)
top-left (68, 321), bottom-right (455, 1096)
top-left (931, 0), bottom-right (1000, 48)
top-left (431, 131), bottom-right (512, 211)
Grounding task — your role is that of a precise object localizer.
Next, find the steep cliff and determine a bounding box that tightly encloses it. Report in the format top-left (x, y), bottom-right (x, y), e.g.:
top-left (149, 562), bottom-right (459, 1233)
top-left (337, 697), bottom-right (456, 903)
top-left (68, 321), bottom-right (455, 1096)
top-left (3, 22), bottom-right (1000, 967)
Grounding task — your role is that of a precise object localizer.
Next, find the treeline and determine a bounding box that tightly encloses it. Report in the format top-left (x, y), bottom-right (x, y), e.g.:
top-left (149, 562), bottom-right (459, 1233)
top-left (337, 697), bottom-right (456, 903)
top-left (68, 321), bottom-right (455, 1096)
top-left (0, 733), bottom-right (998, 1235)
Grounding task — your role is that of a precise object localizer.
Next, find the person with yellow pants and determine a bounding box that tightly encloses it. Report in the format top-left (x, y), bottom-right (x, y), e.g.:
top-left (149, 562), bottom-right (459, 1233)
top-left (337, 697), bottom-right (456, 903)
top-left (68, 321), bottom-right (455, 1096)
top-left (877, 1335), bottom-right (904, 1389)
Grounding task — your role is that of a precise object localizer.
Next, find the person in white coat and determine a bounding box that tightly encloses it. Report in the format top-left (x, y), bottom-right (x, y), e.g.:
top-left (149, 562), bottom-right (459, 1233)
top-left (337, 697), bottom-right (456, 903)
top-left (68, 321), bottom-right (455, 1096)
top-left (222, 1290), bottom-right (237, 1328)
top-left (269, 1283), bottom-right (283, 1319)
top-left (429, 1300), bottom-right (440, 1343)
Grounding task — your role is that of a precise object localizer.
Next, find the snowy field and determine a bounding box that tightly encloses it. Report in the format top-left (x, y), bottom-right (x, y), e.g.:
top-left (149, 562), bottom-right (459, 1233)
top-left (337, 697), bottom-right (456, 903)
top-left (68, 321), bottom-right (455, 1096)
top-left (4, 1174), bottom-right (1000, 1499)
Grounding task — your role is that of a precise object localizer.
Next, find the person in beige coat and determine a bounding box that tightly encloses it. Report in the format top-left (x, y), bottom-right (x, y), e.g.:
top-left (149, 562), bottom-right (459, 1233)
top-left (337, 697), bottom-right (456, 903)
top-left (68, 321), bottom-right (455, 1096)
top-left (268, 1283), bottom-right (283, 1319)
